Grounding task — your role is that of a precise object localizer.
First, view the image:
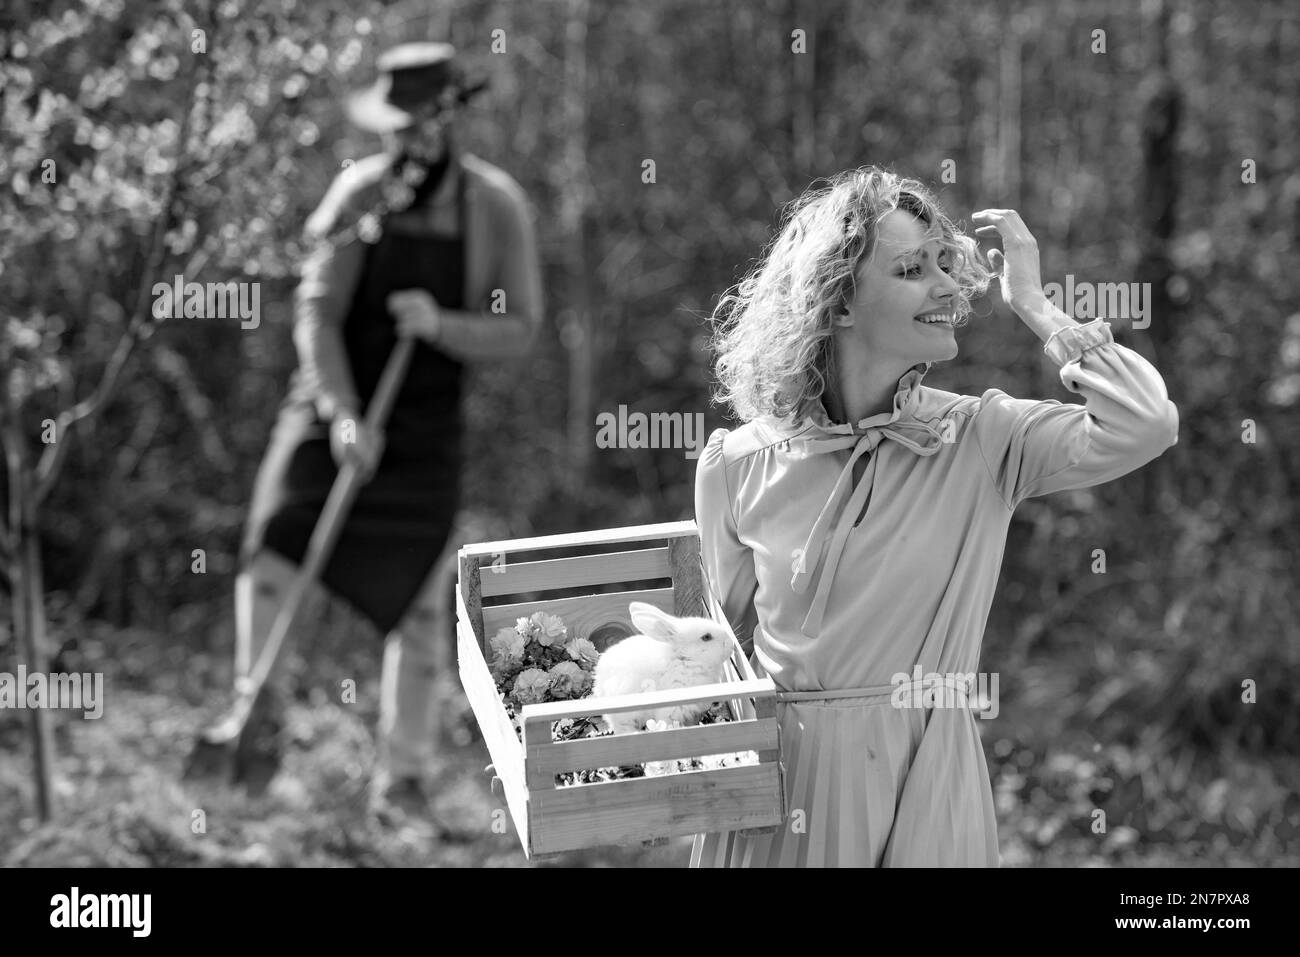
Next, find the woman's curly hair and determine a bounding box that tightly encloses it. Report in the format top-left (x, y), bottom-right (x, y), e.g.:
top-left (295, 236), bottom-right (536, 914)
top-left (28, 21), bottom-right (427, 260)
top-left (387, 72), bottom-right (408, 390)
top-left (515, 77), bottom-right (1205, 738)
top-left (709, 166), bottom-right (993, 425)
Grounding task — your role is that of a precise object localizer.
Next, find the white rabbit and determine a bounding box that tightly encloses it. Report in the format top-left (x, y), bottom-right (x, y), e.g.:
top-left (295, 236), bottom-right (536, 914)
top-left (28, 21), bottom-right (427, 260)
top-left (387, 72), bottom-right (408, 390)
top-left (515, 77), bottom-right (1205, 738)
top-left (593, 601), bottom-right (735, 734)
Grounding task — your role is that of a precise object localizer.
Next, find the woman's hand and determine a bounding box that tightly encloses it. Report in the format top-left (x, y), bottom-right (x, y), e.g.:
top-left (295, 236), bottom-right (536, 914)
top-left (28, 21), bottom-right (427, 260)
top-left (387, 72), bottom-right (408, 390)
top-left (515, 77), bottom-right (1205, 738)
top-left (971, 209), bottom-right (1048, 319)
top-left (386, 289), bottom-right (443, 344)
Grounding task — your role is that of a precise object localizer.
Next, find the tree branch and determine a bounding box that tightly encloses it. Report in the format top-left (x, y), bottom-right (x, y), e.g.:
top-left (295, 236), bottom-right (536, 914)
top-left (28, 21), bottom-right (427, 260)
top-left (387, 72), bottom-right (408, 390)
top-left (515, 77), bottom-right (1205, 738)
top-left (70, 400), bottom-right (163, 617)
top-left (151, 342), bottom-right (232, 470)
top-left (32, 16), bottom-right (215, 508)
top-left (0, 402), bottom-right (13, 561)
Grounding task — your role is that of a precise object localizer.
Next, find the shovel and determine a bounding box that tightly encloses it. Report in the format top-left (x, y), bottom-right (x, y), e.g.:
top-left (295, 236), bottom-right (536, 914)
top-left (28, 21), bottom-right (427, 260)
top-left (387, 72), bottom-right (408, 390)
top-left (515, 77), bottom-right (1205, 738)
top-left (183, 335), bottom-right (416, 787)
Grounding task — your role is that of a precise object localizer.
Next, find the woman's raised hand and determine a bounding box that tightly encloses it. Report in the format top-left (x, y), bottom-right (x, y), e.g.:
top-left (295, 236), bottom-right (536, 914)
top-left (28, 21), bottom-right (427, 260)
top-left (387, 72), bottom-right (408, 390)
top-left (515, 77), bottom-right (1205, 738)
top-left (972, 209), bottom-right (1048, 319)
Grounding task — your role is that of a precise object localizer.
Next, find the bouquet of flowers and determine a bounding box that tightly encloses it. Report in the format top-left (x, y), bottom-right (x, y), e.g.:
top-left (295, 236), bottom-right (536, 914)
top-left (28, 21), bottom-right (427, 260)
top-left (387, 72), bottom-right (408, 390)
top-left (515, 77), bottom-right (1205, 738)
top-left (489, 612), bottom-right (600, 718)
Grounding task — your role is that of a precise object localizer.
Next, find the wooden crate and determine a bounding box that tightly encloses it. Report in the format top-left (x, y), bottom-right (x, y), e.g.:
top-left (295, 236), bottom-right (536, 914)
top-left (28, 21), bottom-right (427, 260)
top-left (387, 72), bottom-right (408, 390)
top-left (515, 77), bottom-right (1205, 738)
top-left (456, 520), bottom-right (785, 859)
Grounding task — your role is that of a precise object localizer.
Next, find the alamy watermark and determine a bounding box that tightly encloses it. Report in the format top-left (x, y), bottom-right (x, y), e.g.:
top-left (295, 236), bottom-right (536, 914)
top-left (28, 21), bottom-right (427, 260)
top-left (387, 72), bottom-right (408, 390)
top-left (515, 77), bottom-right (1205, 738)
top-left (1043, 274), bottom-right (1150, 329)
top-left (890, 665), bottom-right (999, 719)
top-left (595, 407), bottom-right (707, 459)
top-left (50, 887), bottom-right (150, 937)
top-left (151, 274), bottom-right (260, 329)
top-left (0, 666), bottom-right (104, 719)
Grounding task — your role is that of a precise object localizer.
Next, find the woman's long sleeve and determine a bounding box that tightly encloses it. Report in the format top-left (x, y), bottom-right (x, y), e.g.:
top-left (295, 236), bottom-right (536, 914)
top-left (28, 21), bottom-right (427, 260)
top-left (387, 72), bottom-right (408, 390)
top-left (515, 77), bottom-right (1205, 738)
top-left (695, 428), bottom-right (760, 648)
top-left (972, 318), bottom-right (1180, 510)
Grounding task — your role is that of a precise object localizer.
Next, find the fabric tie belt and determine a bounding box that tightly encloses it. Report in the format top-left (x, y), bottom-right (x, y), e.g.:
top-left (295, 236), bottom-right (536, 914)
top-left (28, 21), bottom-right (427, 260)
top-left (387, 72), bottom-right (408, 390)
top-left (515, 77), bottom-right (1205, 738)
top-left (775, 672), bottom-right (973, 706)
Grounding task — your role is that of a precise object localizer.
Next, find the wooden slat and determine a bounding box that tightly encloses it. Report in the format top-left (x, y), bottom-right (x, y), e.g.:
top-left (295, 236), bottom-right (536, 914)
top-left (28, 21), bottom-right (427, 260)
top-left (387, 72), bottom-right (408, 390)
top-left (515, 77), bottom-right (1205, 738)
top-left (480, 587), bottom-right (674, 642)
top-left (720, 658), bottom-right (754, 722)
top-left (530, 717), bottom-right (779, 775)
top-left (722, 614), bottom-right (782, 796)
top-left (520, 677), bottom-right (778, 726)
top-left (479, 547), bottom-right (671, 598)
top-left (457, 622), bottom-right (528, 841)
top-left (733, 644), bottom-right (760, 683)
top-left (530, 763), bottom-right (784, 855)
top-left (455, 590), bottom-right (529, 850)
top-left (667, 535), bottom-right (703, 617)
top-left (520, 707), bottom-right (553, 791)
top-left (460, 520), bottom-right (697, 560)
top-left (458, 551), bottom-right (487, 649)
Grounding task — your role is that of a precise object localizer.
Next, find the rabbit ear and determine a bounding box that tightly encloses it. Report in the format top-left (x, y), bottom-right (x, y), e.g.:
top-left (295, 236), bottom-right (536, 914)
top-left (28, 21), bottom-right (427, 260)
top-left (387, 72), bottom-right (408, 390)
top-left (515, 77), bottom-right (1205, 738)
top-left (628, 602), bottom-right (676, 642)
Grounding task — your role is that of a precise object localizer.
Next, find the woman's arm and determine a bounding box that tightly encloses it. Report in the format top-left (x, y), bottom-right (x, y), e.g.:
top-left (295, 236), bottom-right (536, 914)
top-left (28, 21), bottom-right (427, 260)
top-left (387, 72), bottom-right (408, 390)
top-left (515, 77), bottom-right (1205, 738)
top-left (972, 315), bottom-right (1179, 510)
top-left (696, 428), bottom-right (760, 652)
top-left (969, 209), bottom-right (1179, 510)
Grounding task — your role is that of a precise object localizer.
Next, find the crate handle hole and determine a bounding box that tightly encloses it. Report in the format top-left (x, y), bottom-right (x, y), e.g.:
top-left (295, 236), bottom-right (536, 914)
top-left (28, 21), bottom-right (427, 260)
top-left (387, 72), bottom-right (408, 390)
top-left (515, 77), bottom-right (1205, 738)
top-left (588, 620), bottom-right (635, 653)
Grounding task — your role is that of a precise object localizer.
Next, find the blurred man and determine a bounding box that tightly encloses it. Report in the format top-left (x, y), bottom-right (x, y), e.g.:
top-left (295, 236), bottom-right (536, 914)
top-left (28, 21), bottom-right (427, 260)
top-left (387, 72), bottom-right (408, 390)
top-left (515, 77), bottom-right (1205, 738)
top-left (236, 42), bottom-right (543, 832)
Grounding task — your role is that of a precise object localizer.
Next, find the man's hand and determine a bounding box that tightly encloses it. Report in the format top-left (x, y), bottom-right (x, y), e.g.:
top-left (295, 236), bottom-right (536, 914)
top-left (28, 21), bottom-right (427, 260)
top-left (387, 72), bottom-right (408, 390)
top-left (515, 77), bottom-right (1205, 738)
top-left (387, 289), bottom-right (443, 344)
top-left (328, 408), bottom-right (384, 482)
top-left (972, 208), bottom-right (1047, 319)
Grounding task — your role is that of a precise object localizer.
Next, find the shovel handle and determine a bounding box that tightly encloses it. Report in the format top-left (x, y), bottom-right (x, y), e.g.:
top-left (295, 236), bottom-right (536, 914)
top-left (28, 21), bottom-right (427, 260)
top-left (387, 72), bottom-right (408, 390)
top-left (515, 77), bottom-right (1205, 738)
top-left (362, 334), bottom-right (417, 434)
top-left (231, 335), bottom-right (417, 714)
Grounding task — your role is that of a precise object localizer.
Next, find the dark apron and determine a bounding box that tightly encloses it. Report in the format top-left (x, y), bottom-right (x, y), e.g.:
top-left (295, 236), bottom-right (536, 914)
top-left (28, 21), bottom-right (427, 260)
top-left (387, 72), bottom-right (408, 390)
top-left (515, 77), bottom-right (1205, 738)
top-left (242, 178), bottom-right (468, 635)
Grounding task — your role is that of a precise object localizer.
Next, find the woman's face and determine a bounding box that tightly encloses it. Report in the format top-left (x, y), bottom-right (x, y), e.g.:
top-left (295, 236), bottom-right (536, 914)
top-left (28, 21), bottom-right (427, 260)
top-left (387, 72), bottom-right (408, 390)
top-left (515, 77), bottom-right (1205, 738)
top-left (840, 208), bottom-right (962, 368)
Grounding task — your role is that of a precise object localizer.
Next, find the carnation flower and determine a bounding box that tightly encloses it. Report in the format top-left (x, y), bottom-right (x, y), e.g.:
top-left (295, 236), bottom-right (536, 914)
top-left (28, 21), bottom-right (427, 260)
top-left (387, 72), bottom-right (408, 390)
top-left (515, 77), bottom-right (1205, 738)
top-left (564, 637), bottom-right (599, 669)
top-left (511, 668), bottom-right (553, 706)
top-left (489, 626), bottom-right (527, 665)
top-left (530, 612), bottom-right (568, 647)
top-left (488, 627), bottom-right (527, 685)
top-left (547, 661), bottom-right (590, 699)
top-left (490, 655), bottom-right (515, 685)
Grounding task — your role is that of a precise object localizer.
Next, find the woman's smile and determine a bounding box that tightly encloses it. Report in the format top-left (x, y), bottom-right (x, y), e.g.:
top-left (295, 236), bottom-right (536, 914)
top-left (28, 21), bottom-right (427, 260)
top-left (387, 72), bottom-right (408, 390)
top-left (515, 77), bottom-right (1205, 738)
top-left (915, 310), bottom-right (957, 328)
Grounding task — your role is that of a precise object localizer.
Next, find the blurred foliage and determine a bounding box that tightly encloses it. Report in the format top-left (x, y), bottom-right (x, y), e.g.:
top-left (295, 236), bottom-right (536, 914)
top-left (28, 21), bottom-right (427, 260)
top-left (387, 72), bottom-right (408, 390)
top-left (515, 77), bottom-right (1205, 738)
top-left (2, 0), bottom-right (1298, 863)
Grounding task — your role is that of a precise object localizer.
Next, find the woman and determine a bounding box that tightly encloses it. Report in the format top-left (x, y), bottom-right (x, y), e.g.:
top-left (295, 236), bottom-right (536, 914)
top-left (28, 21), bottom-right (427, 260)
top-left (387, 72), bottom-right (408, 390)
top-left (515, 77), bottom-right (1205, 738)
top-left (235, 43), bottom-right (542, 823)
top-left (691, 167), bottom-right (1178, 867)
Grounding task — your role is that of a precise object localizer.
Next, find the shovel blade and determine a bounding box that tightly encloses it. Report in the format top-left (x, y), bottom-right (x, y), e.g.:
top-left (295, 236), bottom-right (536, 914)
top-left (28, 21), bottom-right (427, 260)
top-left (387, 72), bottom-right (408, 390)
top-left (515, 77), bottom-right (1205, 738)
top-left (181, 693), bottom-right (267, 786)
top-left (182, 735), bottom-right (237, 783)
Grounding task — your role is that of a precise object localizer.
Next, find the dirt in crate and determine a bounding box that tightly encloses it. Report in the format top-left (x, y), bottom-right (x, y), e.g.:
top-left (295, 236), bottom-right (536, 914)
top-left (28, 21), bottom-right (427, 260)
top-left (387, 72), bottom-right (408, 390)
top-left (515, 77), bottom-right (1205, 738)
top-left (502, 701), bottom-right (757, 786)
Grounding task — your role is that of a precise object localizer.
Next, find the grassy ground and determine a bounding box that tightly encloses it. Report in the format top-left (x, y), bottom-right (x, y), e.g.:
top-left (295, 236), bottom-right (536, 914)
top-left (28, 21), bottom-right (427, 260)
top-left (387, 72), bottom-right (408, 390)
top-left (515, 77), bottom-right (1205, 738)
top-left (0, 617), bottom-right (685, 867)
top-left (2, 617), bottom-right (1295, 867)
top-left (0, 689), bottom-right (689, 868)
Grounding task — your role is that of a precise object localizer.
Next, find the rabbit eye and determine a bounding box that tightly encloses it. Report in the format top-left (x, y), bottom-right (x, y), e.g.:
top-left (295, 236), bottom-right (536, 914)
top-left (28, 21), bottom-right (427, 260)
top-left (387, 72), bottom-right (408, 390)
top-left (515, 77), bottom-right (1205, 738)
top-left (701, 633), bottom-right (714, 642)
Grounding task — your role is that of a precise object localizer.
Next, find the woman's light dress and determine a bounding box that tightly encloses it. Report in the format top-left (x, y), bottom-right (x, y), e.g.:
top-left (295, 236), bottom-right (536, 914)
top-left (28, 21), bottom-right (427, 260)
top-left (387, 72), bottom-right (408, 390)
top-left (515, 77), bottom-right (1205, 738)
top-left (691, 319), bottom-right (1179, 867)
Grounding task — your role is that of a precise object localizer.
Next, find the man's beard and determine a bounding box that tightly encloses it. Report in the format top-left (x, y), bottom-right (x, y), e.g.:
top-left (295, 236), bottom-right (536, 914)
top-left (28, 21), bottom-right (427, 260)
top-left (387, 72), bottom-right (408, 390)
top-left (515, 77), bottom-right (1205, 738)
top-left (401, 123), bottom-right (451, 166)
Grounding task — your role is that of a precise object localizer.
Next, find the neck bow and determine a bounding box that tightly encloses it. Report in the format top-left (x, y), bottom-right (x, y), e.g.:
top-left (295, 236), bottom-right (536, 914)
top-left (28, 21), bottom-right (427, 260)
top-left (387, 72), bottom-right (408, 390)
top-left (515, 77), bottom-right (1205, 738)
top-left (786, 364), bottom-right (946, 638)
